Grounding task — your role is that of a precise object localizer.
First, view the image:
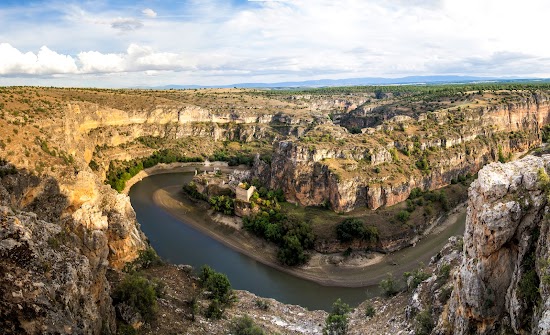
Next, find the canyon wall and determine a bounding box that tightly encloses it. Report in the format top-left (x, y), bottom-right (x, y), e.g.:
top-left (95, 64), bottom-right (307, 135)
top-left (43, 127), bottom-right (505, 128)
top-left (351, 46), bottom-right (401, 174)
top-left (262, 96), bottom-right (550, 212)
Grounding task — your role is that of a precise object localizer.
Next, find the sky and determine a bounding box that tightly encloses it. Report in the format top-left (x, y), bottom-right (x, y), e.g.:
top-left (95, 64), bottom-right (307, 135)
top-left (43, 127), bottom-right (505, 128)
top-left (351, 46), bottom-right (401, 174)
top-left (0, 0), bottom-right (549, 87)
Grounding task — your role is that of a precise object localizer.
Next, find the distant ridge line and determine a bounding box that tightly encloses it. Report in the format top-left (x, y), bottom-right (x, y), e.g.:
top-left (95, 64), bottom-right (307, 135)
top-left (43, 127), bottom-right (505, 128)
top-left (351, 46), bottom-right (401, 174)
top-left (143, 75), bottom-right (549, 90)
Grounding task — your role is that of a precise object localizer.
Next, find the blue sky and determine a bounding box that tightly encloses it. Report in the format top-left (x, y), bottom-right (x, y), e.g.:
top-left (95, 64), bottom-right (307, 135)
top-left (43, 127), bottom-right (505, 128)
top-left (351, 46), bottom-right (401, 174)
top-left (1, 0), bottom-right (549, 87)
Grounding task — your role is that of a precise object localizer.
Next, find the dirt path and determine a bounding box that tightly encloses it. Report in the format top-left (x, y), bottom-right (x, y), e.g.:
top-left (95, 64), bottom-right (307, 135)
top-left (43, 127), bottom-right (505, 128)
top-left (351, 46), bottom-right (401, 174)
top-left (152, 185), bottom-right (466, 287)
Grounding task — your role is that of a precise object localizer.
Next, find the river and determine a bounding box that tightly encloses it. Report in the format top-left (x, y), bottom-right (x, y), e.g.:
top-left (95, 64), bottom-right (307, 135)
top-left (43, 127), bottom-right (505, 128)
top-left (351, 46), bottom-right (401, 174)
top-left (129, 172), bottom-right (465, 311)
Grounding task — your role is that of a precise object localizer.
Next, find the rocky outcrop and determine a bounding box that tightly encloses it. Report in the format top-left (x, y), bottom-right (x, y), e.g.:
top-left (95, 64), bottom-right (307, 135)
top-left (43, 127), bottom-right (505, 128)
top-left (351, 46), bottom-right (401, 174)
top-left (0, 163), bottom-right (147, 334)
top-left (0, 205), bottom-right (115, 334)
top-left (421, 156), bottom-right (550, 334)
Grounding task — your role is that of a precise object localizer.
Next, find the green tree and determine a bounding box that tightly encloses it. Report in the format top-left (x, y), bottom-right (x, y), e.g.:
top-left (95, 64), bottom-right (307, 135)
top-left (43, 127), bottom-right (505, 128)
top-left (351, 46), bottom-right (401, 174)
top-left (200, 265), bottom-right (232, 303)
top-left (323, 298), bottom-right (351, 335)
top-left (113, 274), bottom-right (158, 322)
top-left (277, 234), bottom-right (308, 266)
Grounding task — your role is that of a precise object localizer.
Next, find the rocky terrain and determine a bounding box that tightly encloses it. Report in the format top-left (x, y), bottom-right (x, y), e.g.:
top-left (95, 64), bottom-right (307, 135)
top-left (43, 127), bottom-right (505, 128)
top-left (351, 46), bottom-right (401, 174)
top-left (2, 85), bottom-right (550, 334)
top-left (409, 156), bottom-right (550, 334)
top-left (258, 94), bottom-right (548, 212)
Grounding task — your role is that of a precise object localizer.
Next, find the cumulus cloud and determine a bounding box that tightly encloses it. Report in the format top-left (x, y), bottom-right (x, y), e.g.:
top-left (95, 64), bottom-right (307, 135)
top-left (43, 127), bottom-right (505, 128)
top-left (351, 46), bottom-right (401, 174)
top-left (0, 43), bottom-right (191, 75)
top-left (142, 8), bottom-right (157, 18)
top-left (0, 43), bottom-right (78, 75)
top-left (111, 18), bottom-right (143, 31)
top-left (3, 0), bottom-right (550, 85)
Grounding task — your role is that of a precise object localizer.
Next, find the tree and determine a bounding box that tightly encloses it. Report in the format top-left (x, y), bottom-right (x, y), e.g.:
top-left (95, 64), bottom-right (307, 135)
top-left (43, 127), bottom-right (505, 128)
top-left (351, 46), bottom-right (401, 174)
top-left (336, 218), bottom-right (364, 242)
top-left (199, 265), bottom-right (232, 303)
top-left (323, 298), bottom-right (351, 335)
top-left (277, 234), bottom-right (308, 266)
top-left (113, 274), bottom-right (158, 323)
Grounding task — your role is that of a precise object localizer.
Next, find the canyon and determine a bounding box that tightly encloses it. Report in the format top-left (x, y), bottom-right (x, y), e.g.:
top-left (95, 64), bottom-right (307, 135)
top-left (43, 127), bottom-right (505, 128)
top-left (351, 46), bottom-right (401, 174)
top-left (1, 85), bottom-right (550, 333)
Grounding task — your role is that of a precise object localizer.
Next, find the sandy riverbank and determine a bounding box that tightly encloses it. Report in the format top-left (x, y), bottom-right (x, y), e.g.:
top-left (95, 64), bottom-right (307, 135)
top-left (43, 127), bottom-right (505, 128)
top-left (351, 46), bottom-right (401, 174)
top-left (152, 184), bottom-right (467, 287)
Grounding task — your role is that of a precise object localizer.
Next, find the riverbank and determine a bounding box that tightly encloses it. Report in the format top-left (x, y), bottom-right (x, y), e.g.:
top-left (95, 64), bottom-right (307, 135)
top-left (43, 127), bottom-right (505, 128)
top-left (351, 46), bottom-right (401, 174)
top-left (152, 184), bottom-right (466, 287)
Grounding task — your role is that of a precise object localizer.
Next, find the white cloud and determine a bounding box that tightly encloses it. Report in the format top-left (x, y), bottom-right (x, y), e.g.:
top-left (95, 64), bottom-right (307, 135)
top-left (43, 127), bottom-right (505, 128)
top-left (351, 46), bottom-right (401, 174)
top-left (76, 44), bottom-right (190, 73)
top-left (0, 43), bottom-right (78, 75)
top-left (142, 8), bottom-right (157, 18)
top-left (2, 0), bottom-right (550, 86)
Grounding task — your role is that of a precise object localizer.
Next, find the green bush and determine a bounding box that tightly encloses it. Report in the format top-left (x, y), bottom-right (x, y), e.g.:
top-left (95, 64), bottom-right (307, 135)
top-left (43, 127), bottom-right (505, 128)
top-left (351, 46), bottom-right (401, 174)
top-left (335, 219), bottom-right (379, 243)
top-left (113, 274), bottom-right (158, 323)
top-left (199, 265), bottom-right (233, 303)
top-left (414, 309), bottom-right (434, 335)
top-left (205, 299), bottom-right (224, 319)
top-left (123, 247), bottom-right (162, 273)
top-left (336, 218), bottom-right (364, 242)
top-left (404, 266), bottom-right (430, 291)
top-left (396, 210), bottom-right (410, 223)
top-left (255, 299), bottom-right (270, 311)
top-left (105, 150), bottom-right (202, 192)
top-left (182, 182), bottom-right (208, 201)
top-left (88, 159), bottom-right (99, 171)
top-left (243, 210), bottom-right (314, 266)
top-left (117, 323), bottom-right (137, 335)
top-left (278, 234), bottom-right (308, 266)
top-left (230, 315), bottom-right (265, 335)
top-left (379, 273), bottom-right (398, 297)
top-left (323, 298), bottom-right (351, 335)
top-left (209, 195), bottom-right (235, 215)
top-left (364, 302), bottom-right (375, 318)
top-left (437, 263), bottom-right (451, 282)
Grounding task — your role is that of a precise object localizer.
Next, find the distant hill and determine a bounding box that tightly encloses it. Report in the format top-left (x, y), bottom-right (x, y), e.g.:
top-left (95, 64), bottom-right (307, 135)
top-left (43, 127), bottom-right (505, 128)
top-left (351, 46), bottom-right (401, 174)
top-left (148, 75), bottom-right (548, 90)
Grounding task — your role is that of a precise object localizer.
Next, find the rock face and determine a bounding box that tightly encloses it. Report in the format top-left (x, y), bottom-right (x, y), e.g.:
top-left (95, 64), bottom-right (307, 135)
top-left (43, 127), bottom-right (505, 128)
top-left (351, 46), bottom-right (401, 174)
top-left (431, 156), bottom-right (550, 334)
top-left (0, 205), bottom-right (115, 334)
top-left (0, 164), bottom-right (146, 333)
top-left (261, 97), bottom-right (548, 212)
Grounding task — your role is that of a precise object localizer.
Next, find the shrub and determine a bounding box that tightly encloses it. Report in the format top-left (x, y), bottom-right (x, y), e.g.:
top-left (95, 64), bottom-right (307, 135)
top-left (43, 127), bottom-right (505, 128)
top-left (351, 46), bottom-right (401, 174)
top-left (323, 298), bottom-right (351, 335)
top-left (182, 182), bottom-right (208, 201)
top-left (230, 315), bottom-right (265, 335)
top-left (278, 234), bottom-right (308, 266)
top-left (336, 218), bottom-right (364, 242)
top-left (88, 159), bottom-right (100, 171)
top-left (364, 302), bottom-right (375, 318)
top-left (379, 273), bottom-right (398, 297)
top-left (113, 274), bottom-right (158, 322)
top-left (205, 299), bottom-right (224, 319)
top-left (414, 309), bottom-right (434, 335)
top-left (396, 210), bottom-right (410, 223)
top-left (255, 299), bottom-right (270, 311)
top-left (335, 219), bottom-right (378, 244)
top-left (209, 195), bottom-right (235, 215)
top-left (438, 263), bottom-right (451, 282)
top-left (404, 266), bottom-right (430, 291)
top-left (123, 247), bottom-right (162, 272)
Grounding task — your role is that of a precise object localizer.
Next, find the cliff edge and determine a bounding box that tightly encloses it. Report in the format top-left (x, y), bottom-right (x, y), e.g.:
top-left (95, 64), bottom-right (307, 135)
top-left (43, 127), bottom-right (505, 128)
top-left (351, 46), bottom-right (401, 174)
top-left (411, 155), bottom-right (550, 334)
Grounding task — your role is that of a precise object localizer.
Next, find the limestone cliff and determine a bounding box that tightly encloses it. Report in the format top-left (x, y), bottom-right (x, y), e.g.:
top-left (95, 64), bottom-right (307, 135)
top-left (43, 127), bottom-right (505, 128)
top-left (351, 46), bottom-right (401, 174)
top-left (261, 95), bottom-right (548, 212)
top-left (441, 155), bottom-right (550, 334)
top-left (411, 156), bottom-right (550, 334)
top-left (0, 161), bottom-right (146, 333)
top-left (0, 205), bottom-right (116, 334)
